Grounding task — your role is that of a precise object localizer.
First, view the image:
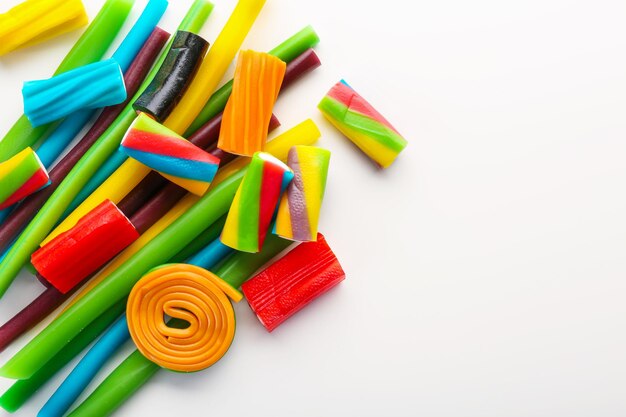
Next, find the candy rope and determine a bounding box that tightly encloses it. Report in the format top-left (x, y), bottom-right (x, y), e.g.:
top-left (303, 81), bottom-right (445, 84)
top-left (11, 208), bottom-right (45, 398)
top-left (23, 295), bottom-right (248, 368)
top-left (127, 264), bottom-right (241, 372)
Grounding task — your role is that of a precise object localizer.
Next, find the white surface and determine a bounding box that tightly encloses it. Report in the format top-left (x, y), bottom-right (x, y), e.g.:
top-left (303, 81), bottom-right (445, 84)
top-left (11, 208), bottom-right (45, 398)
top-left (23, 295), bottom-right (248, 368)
top-left (1, 0), bottom-right (626, 416)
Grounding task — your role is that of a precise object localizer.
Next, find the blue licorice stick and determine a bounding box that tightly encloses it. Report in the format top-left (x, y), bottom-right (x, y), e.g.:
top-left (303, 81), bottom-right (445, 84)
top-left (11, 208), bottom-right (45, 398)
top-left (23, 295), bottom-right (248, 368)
top-left (39, 237), bottom-right (230, 417)
top-left (33, 0), bottom-right (169, 168)
top-left (187, 238), bottom-right (233, 269)
top-left (37, 316), bottom-right (130, 417)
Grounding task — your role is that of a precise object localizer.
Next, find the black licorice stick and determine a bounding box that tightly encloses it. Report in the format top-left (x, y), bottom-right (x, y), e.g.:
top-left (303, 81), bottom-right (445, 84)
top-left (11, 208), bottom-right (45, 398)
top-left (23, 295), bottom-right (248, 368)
top-left (118, 48), bottom-right (321, 218)
top-left (0, 28), bottom-right (171, 256)
top-left (0, 49), bottom-right (320, 353)
top-left (133, 31), bottom-right (209, 122)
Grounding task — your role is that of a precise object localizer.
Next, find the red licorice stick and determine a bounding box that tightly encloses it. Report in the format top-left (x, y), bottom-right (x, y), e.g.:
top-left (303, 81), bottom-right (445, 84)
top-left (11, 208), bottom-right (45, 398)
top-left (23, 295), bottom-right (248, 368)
top-left (31, 200), bottom-right (139, 294)
top-left (0, 49), bottom-right (318, 351)
top-left (242, 233), bottom-right (345, 332)
top-left (0, 28), bottom-right (170, 254)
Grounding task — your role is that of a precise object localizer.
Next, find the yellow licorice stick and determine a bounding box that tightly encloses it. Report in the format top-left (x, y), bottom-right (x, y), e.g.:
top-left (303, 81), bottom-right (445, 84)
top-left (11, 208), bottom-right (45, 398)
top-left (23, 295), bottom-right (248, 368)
top-left (44, 0), bottom-right (267, 244)
top-left (61, 120), bottom-right (320, 312)
top-left (0, 0), bottom-right (88, 56)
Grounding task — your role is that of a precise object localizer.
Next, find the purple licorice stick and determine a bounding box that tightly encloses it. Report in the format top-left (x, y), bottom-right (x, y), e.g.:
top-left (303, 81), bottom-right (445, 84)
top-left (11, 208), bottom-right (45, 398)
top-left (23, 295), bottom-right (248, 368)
top-left (0, 49), bottom-right (318, 352)
top-left (0, 28), bottom-right (170, 255)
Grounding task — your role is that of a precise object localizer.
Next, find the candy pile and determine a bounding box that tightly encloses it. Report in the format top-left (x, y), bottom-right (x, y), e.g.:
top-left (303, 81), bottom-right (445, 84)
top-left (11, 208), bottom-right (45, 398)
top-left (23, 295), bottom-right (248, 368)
top-left (0, 0), bottom-right (407, 416)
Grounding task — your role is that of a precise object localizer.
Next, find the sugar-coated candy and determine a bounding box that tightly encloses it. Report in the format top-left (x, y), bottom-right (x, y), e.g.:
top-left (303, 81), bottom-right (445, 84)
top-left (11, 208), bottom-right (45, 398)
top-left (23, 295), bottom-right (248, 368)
top-left (23, 58), bottom-right (127, 127)
top-left (126, 264), bottom-right (241, 372)
top-left (0, 147), bottom-right (49, 211)
top-left (0, 0), bottom-right (88, 57)
top-left (31, 200), bottom-right (139, 294)
top-left (318, 80), bottom-right (407, 168)
top-left (133, 30), bottom-right (209, 122)
top-left (274, 146), bottom-right (330, 241)
top-left (242, 233), bottom-right (345, 331)
top-left (217, 50), bottom-right (286, 156)
top-left (221, 152), bottom-right (294, 253)
top-left (120, 113), bottom-right (220, 196)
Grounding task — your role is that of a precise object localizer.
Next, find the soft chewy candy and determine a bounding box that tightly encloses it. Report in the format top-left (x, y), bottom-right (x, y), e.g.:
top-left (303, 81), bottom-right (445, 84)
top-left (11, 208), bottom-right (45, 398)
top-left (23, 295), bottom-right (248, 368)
top-left (23, 58), bottom-right (127, 127)
top-left (318, 80), bottom-right (407, 168)
top-left (242, 233), bottom-right (345, 332)
top-left (31, 199), bottom-right (139, 294)
top-left (0, 147), bottom-right (49, 210)
top-left (218, 50), bottom-right (286, 156)
top-left (0, 0), bottom-right (88, 57)
top-left (274, 146), bottom-right (330, 242)
top-left (134, 31), bottom-right (209, 122)
top-left (126, 264), bottom-right (241, 372)
top-left (221, 152), bottom-right (293, 253)
top-left (120, 113), bottom-right (220, 196)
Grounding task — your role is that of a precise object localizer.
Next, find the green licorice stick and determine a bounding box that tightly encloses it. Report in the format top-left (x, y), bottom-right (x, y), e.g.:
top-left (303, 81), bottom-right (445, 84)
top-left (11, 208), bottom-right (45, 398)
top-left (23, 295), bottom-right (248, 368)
top-left (184, 25), bottom-right (320, 135)
top-left (0, 303), bottom-right (125, 412)
top-left (0, 0), bottom-right (214, 299)
top-left (215, 234), bottom-right (293, 288)
top-left (169, 215), bottom-right (227, 263)
top-left (0, 0), bottom-right (134, 163)
top-left (67, 239), bottom-right (294, 417)
top-left (0, 169), bottom-right (244, 379)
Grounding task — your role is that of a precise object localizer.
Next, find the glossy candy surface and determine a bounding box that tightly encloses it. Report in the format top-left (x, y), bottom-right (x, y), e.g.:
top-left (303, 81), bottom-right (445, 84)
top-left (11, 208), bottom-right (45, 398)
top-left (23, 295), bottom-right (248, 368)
top-left (274, 146), bottom-right (330, 241)
top-left (134, 31), bottom-right (209, 122)
top-left (31, 200), bottom-right (139, 293)
top-left (23, 59), bottom-right (127, 127)
top-left (126, 264), bottom-right (241, 372)
top-left (0, 0), bottom-right (88, 57)
top-left (242, 233), bottom-right (345, 331)
top-left (221, 152), bottom-right (293, 253)
top-left (318, 80), bottom-right (407, 168)
top-left (218, 50), bottom-right (286, 156)
top-left (120, 113), bottom-right (220, 196)
top-left (0, 148), bottom-right (49, 211)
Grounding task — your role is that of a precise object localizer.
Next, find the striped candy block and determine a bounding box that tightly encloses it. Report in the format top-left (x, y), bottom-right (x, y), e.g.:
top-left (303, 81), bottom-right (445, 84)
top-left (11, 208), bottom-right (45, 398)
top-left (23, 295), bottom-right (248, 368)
top-left (120, 113), bottom-right (220, 196)
top-left (0, 147), bottom-right (49, 210)
top-left (318, 80), bottom-right (407, 168)
top-left (221, 152), bottom-right (293, 253)
top-left (218, 50), bottom-right (286, 156)
top-left (274, 146), bottom-right (330, 242)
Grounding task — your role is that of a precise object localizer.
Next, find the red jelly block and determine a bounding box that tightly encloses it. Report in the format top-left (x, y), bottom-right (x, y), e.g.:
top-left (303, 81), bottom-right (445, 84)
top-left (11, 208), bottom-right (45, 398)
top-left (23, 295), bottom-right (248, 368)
top-left (242, 233), bottom-right (345, 332)
top-left (31, 200), bottom-right (139, 293)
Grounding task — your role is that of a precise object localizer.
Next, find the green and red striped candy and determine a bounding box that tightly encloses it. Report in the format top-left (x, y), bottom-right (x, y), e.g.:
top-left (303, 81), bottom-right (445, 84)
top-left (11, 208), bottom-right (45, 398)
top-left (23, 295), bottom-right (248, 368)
top-left (221, 152), bottom-right (293, 253)
top-left (0, 147), bottom-right (49, 210)
top-left (318, 80), bottom-right (407, 168)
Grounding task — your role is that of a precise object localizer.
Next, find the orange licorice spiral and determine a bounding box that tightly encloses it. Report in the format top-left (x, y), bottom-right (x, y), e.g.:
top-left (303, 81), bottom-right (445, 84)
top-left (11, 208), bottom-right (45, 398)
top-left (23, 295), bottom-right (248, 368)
top-left (126, 264), bottom-right (242, 372)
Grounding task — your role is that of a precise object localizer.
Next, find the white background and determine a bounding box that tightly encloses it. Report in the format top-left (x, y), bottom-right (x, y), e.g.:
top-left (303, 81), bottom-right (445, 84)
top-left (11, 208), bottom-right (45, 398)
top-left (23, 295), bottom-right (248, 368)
top-left (1, 0), bottom-right (626, 416)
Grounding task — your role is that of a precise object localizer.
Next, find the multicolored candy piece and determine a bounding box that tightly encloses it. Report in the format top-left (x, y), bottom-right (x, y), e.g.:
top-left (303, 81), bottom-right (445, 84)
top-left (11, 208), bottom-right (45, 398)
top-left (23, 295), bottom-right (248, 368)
top-left (0, 147), bottom-right (49, 210)
top-left (318, 80), bottom-right (407, 168)
top-left (242, 233), bottom-right (345, 332)
top-left (23, 58), bottom-right (126, 127)
top-left (218, 50), bottom-right (287, 156)
top-left (120, 113), bottom-right (220, 196)
top-left (274, 146), bottom-right (330, 242)
top-left (221, 152), bottom-right (293, 253)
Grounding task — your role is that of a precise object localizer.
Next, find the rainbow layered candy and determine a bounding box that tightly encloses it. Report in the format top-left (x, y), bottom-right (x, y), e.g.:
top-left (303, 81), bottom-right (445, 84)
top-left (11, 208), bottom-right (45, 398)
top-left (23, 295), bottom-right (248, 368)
top-left (120, 113), bottom-right (220, 196)
top-left (221, 152), bottom-right (293, 253)
top-left (274, 146), bottom-right (330, 242)
top-left (318, 80), bottom-right (407, 168)
top-left (0, 147), bottom-right (49, 210)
